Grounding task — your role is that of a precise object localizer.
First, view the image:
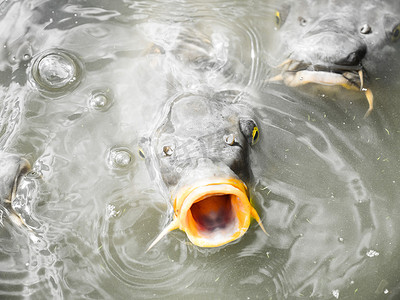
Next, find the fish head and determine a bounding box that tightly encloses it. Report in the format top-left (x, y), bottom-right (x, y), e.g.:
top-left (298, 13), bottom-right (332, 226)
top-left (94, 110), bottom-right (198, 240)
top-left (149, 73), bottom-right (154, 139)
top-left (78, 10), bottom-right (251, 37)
top-left (155, 94), bottom-right (257, 186)
top-left (147, 93), bottom-right (265, 249)
top-left (269, 0), bottom-right (400, 117)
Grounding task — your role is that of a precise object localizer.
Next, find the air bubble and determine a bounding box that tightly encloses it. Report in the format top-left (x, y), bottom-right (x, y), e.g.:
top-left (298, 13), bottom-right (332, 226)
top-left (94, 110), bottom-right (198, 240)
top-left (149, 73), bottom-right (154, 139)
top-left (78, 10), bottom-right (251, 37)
top-left (29, 48), bottom-right (83, 97)
top-left (107, 147), bottom-right (133, 170)
top-left (37, 54), bottom-right (74, 87)
top-left (88, 89), bottom-right (113, 111)
top-left (91, 94), bottom-right (107, 108)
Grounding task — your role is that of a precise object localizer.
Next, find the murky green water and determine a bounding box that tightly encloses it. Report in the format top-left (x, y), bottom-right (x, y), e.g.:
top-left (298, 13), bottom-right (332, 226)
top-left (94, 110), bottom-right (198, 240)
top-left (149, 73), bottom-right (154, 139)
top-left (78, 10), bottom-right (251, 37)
top-left (1, 0), bottom-right (400, 299)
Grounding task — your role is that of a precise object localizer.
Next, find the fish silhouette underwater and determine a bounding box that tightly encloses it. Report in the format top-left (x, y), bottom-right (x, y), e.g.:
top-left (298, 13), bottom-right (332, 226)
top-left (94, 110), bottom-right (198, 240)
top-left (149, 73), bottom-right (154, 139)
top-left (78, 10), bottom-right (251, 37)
top-left (0, 152), bottom-right (31, 226)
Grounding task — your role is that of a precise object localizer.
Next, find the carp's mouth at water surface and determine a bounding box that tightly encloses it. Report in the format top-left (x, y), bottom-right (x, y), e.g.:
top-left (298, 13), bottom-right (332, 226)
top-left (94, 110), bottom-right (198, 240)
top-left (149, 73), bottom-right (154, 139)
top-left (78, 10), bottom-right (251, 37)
top-left (147, 178), bottom-right (266, 250)
top-left (269, 59), bottom-right (374, 118)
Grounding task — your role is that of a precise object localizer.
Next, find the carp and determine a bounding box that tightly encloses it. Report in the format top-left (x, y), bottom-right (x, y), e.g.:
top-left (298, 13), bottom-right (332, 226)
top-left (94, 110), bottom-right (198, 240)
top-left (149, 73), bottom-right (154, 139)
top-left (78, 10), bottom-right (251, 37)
top-left (268, 0), bottom-right (400, 117)
top-left (144, 92), bottom-right (266, 249)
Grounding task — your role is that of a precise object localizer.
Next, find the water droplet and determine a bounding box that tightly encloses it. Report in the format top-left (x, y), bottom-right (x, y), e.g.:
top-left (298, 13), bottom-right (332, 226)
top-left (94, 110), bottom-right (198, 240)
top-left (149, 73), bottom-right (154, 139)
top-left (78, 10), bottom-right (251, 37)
top-left (107, 147), bottom-right (133, 170)
top-left (23, 54), bottom-right (31, 61)
top-left (338, 237), bottom-right (344, 243)
top-left (30, 49), bottom-right (83, 96)
top-left (88, 89), bottom-right (113, 111)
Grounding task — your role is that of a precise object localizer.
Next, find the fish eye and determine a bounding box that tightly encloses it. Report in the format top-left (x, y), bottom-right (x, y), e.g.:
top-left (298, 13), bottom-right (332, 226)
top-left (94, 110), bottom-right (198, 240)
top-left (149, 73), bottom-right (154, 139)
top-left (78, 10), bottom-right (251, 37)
top-left (138, 148), bottom-right (145, 159)
top-left (275, 11), bottom-right (282, 29)
top-left (252, 126), bottom-right (259, 145)
top-left (392, 24), bottom-right (400, 42)
top-left (239, 119), bottom-right (260, 146)
top-left (298, 17), bottom-right (307, 26)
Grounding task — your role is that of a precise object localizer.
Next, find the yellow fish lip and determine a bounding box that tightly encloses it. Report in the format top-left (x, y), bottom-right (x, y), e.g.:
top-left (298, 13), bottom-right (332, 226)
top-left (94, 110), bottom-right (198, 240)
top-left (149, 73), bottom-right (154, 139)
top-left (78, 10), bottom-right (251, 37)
top-left (175, 178), bottom-right (252, 247)
top-left (147, 178), bottom-right (266, 251)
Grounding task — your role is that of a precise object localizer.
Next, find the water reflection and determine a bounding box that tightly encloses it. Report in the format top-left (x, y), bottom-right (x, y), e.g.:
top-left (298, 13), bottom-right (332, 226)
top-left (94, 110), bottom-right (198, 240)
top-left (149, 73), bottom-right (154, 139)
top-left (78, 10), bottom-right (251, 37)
top-left (0, 0), bottom-right (399, 299)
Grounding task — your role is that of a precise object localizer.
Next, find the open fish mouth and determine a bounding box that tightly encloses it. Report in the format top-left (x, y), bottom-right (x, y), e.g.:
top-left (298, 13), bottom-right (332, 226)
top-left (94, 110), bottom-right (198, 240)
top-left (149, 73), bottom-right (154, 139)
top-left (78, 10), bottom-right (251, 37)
top-left (147, 178), bottom-right (266, 250)
top-left (269, 59), bottom-right (374, 118)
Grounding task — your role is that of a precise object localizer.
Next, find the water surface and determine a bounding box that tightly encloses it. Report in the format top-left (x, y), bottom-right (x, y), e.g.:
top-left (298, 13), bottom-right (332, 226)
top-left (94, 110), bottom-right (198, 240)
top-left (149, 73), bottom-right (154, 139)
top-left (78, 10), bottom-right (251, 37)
top-left (0, 0), bottom-right (400, 299)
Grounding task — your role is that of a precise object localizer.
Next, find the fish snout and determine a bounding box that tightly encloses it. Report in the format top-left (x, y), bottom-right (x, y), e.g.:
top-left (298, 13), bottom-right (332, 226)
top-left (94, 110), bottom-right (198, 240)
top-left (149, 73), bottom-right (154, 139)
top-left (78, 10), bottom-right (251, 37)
top-left (174, 177), bottom-right (266, 247)
top-left (334, 44), bottom-right (367, 67)
top-left (270, 30), bottom-right (374, 118)
top-left (147, 177), bottom-right (266, 250)
top-left (292, 32), bottom-right (367, 68)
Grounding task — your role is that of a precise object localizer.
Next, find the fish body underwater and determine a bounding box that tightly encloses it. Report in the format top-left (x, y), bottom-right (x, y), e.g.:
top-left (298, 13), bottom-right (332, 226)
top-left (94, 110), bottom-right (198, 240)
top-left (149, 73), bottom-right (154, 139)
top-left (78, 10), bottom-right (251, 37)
top-left (269, 0), bottom-right (400, 117)
top-left (144, 92), bottom-right (266, 249)
top-left (0, 152), bottom-right (30, 226)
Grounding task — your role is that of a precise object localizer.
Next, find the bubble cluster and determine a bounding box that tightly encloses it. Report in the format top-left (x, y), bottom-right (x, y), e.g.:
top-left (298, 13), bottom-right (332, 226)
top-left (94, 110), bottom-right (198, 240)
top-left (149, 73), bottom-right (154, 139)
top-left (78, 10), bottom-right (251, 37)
top-left (30, 48), bottom-right (83, 97)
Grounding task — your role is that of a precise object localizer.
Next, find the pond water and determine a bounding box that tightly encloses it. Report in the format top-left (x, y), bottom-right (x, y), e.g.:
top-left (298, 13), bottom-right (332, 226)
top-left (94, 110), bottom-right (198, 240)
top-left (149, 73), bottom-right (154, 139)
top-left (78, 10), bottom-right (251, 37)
top-left (1, 0), bottom-right (400, 299)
